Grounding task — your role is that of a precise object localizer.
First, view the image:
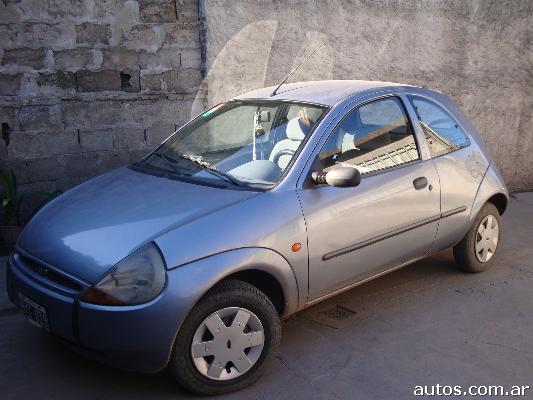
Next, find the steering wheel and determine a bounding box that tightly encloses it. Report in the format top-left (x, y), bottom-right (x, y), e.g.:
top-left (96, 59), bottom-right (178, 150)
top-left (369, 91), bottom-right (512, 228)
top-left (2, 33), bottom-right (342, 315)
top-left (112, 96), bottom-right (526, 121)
top-left (272, 149), bottom-right (296, 166)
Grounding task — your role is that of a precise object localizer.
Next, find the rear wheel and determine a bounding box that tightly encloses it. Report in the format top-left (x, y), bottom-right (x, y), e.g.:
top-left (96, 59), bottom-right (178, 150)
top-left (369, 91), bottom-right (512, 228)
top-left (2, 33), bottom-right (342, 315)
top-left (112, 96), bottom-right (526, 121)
top-left (169, 279), bottom-right (281, 395)
top-left (453, 203), bottom-right (501, 273)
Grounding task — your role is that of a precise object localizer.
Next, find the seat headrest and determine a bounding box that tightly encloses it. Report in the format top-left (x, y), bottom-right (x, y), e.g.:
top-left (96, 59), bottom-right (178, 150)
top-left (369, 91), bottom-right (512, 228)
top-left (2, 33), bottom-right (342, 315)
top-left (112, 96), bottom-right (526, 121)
top-left (286, 118), bottom-right (311, 141)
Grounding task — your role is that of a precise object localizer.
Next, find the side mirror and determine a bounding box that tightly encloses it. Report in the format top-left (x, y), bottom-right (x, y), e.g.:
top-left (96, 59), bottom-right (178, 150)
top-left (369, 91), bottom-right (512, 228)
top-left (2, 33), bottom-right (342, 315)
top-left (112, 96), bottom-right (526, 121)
top-left (312, 167), bottom-right (361, 188)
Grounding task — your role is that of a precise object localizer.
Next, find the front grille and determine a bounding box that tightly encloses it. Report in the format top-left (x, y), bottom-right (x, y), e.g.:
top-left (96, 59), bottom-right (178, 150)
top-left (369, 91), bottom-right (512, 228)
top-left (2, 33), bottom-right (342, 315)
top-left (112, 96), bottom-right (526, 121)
top-left (18, 254), bottom-right (83, 292)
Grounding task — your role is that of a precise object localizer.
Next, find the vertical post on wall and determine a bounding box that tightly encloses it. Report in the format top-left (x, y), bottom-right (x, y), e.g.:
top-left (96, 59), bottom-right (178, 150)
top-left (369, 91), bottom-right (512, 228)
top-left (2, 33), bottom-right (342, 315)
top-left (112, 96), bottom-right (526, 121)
top-left (198, 0), bottom-right (208, 79)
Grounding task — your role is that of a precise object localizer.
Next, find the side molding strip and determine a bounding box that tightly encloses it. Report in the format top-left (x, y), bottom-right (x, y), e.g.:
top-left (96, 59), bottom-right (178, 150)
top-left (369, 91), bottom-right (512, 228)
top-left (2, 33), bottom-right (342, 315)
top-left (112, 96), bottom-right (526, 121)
top-left (440, 205), bottom-right (467, 219)
top-left (322, 214), bottom-right (440, 261)
top-left (322, 205), bottom-right (467, 261)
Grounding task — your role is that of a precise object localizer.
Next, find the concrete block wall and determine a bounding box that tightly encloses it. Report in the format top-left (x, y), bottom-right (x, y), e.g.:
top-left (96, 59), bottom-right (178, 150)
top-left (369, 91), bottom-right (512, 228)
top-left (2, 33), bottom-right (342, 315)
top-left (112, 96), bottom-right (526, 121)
top-left (0, 0), bottom-right (202, 196)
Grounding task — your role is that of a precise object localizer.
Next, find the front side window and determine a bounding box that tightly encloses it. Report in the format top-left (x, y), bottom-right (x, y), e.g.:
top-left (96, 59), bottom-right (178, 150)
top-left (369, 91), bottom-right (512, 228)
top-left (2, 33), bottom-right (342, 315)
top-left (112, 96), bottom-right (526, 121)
top-left (136, 101), bottom-right (328, 188)
top-left (408, 95), bottom-right (470, 157)
top-left (318, 96), bottom-right (419, 176)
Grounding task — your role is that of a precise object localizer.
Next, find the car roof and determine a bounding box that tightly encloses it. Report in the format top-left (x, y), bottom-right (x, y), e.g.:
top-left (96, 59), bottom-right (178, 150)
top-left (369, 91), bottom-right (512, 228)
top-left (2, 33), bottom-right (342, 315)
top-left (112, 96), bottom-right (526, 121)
top-left (234, 80), bottom-right (413, 106)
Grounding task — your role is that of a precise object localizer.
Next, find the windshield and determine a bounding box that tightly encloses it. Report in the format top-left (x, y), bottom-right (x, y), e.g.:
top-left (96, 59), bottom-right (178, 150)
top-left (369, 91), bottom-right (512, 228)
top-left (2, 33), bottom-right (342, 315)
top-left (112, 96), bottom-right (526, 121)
top-left (136, 101), bottom-right (328, 188)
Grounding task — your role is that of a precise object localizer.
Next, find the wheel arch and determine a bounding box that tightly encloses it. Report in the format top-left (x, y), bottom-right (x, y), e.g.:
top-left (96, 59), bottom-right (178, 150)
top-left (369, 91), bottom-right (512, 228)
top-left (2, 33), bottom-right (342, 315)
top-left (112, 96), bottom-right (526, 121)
top-left (486, 192), bottom-right (508, 216)
top-left (469, 166), bottom-right (509, 227)
top-left (222, 269), bottom-right (286, 315)
top-left (165, 247), bottom-right (299, 320)
top-left (156, 247), bottom-right (298, 372)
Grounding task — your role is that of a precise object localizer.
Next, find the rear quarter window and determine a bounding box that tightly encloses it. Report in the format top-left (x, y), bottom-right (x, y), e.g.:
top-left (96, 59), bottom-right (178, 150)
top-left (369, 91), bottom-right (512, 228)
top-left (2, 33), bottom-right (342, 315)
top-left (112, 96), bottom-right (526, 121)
top-left (408, 95), bottom-right (470, 157)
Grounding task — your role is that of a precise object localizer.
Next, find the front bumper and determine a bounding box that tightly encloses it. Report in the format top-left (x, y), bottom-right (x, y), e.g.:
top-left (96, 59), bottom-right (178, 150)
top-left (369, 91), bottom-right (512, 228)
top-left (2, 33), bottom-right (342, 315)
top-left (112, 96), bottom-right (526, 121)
top-left (6, 252), bottom-right (188, 373)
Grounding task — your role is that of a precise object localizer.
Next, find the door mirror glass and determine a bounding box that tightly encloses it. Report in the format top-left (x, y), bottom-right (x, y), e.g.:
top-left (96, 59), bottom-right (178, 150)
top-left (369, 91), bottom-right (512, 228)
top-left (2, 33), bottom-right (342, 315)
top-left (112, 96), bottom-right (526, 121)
top-left (312, 167), bottom-right (361, 187)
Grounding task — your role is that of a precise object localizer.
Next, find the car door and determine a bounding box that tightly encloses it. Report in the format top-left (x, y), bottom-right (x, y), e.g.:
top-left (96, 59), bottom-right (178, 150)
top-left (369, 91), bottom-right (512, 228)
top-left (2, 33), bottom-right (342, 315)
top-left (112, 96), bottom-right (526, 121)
top-left (297, 95), bottom-right (441, 302)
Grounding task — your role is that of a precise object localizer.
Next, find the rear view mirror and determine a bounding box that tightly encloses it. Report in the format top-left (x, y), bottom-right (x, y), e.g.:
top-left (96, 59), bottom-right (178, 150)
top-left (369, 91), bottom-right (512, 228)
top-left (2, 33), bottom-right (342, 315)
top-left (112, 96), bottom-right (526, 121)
top-left (312, 167), bottom-right (361, 188)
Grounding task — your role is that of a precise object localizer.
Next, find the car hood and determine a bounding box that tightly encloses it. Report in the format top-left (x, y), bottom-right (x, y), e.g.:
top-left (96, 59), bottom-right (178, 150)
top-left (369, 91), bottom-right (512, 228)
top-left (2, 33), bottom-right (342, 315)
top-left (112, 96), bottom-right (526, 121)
top-left (17, 167), bottom-right (258, 283)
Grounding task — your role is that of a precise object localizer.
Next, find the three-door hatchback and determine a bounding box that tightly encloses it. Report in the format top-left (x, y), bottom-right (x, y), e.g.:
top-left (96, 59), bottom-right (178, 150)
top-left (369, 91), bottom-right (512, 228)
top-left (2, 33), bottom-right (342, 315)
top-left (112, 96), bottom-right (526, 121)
top-left (7, 80), bottom-right (508, 395)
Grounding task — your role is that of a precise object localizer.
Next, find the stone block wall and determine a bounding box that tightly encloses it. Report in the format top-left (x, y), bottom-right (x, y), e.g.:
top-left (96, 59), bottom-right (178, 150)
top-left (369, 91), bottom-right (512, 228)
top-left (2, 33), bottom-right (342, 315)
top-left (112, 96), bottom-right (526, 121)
top-left (0, 0), bottom-right (202, 196)
top-left (1, 0), bottom-right (532, 203)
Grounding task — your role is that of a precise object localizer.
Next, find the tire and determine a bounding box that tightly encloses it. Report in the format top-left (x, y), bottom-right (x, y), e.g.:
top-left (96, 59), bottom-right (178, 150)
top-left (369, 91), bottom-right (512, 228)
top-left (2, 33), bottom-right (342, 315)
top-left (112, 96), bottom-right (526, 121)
top-left (169, 279), bottom-right (281, 395)
top-left (453, 203), bottom-right (501, 273)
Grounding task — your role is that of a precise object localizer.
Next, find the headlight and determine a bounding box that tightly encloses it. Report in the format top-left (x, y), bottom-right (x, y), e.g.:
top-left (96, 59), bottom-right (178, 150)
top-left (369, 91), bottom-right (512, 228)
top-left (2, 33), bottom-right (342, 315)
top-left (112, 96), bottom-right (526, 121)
top-left (79, 243), bottom-right (166, 306)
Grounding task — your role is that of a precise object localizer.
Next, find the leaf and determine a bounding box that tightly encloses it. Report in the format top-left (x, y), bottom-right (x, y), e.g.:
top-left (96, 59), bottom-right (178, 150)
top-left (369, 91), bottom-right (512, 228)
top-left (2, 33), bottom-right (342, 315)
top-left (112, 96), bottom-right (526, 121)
top-left (0, 169), bottom-right (16, 204)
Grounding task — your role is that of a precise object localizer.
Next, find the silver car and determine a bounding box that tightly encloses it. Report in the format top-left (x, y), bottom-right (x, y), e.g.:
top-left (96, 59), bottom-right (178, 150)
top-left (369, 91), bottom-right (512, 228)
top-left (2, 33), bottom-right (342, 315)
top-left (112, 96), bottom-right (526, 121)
top-left (7, 80), bottom-right (508, 395)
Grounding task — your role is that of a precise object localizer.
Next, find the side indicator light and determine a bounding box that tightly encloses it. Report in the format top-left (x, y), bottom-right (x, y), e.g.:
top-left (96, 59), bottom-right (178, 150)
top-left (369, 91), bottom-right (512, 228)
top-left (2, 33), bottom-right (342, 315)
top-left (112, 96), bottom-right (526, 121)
top-left (292, 243), bottom-right (302, 252)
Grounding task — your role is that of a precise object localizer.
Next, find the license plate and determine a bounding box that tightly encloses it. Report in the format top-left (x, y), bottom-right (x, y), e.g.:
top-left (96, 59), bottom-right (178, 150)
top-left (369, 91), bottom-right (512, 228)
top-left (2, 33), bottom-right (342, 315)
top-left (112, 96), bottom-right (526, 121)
top-left (19, 293), bottom-right (50, 332)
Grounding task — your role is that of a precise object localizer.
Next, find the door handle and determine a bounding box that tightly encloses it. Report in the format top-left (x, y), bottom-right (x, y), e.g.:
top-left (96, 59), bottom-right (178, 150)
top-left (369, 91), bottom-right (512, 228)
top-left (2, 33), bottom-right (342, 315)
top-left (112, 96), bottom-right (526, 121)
top-left (413, 176), bottom-right (428, 190)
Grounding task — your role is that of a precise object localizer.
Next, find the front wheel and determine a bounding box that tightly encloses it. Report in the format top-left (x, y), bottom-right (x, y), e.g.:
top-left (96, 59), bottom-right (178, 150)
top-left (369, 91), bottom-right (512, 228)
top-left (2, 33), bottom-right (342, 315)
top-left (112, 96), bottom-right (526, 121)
top-left (453, 203), bottom-right (501, 273)
top-left (169, 280), bottom-right (281, 395)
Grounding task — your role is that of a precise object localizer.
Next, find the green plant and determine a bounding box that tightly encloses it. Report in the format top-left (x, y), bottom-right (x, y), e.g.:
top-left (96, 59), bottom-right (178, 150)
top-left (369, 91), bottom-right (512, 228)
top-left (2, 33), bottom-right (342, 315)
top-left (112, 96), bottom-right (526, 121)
top-left (0, 169), bottom-right (62, 226)
top-left (0, 169), bottom-right (19, 225)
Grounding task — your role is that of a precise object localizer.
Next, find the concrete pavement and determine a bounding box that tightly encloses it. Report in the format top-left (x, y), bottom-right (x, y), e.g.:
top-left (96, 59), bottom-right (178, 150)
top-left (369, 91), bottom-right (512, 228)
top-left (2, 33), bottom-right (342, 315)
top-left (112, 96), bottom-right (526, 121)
top-left (1, 192), bottom-right (532, 399)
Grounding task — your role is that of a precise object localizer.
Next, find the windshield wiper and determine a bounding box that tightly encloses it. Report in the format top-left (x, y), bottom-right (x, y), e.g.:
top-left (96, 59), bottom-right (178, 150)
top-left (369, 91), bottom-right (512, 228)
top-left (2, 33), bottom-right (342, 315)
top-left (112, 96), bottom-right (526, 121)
top-left (179, 154), bottom-right (242, 186)
top-left (149, 152), bottom-right (185, 175)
